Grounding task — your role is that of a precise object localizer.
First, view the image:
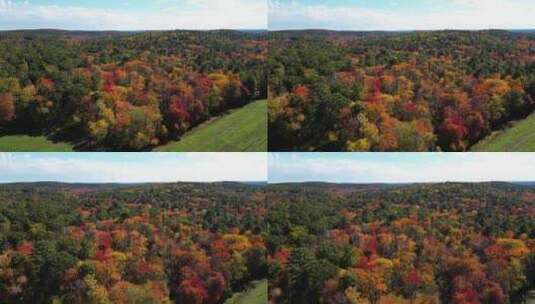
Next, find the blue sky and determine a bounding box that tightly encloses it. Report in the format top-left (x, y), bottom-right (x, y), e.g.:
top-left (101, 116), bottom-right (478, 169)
top-left (0, 0), bottom-right (267, 30)
top-left (269, 0), bottom-right (535, 30)
top-left (269, 153), bottom-right (535, 183)
top-left (0, 153), bottom-right (267, 183)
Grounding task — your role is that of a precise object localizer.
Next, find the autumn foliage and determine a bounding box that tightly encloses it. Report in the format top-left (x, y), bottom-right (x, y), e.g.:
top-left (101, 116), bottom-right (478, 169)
top-left (0, 30), bottom-right (267, 150)
top-left (268, 30), bottom-right (535, 151)
top-left (267, 182), bottom-right (535, 303)
top-left (0, 182), bottom-right (267, 303)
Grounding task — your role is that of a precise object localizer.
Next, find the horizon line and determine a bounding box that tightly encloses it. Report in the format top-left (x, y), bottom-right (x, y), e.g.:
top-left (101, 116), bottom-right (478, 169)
top-left (1, 28), bottom-right (533, 33)
top-left (0, 181), bottom-right (526, 185)
top-left (268, 180), bottom-right (534, 185)
top-left (0, 180), bottom-right (268, 185)
top-left (268, 28), bottom-right (535, 32)
top-left (0, 28), bottom-right (268, 32)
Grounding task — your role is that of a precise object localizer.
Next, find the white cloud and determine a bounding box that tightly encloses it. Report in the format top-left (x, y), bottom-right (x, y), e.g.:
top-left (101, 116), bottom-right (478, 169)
top-left (269, 153), bottom-right (535, 183)
top-left (0, 153), bottom-right (267, 183)
top-left (3, 152), bottom-right (534, 184)
top-left (269, 0), bottom-right (535, 30)
top-left (0, 0), bottom-right (267, 30)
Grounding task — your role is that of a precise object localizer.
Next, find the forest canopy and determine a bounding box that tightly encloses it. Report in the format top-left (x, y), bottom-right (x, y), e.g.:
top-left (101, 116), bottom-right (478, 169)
top-left (267, 182), bottom-right (535, 304)
top-left (0, 30), bottom-right (267, 151)
top-left (268, 30), bottom-right (535, 151)
top-left (1, 180), bottom-right (534, 303)
top-left (0, 182), bottom-right (268, 303)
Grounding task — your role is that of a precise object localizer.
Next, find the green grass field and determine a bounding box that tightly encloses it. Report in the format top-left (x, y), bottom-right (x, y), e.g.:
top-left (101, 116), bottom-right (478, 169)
top-left (471, 114), bottom-right (535, 152)
top-left (0, 135), bottom-right (73, 152)
top-left (225, 280), bottom-right (267, 304)
top-left (156, 99), bottom-right (267, 152)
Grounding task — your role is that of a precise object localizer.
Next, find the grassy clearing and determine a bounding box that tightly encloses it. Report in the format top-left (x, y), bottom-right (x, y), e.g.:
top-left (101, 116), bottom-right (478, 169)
top-left (471, 114), bottom-right (535, 151)
top-left (0, 135), bottom-right (73, 152)
top-left (156, 99), bottom-right (267, 152)
top-left (225, 280), bottom-right (267, 304)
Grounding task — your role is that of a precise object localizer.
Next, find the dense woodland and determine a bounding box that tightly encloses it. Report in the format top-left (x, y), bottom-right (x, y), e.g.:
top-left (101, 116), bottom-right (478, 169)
top-left (0, 182), bottom-right (267, 303)
top-left (1, 180), bottom-right (534, 303)
top-left (0, 30), bottom-right (267, 150)
top-left (268, 30), bottom-right (535, 151)
top-left (267, 182), bottom-right (535, 303)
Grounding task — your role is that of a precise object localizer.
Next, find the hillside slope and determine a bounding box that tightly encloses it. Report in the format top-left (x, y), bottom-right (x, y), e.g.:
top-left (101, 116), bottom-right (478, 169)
top-left (156, 99), bottom-right (267, 152)
top-left (472, 114), bottom-right (535, 151)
